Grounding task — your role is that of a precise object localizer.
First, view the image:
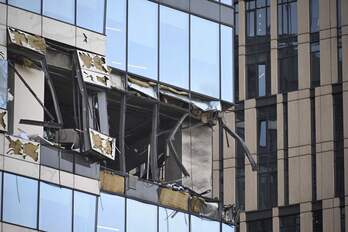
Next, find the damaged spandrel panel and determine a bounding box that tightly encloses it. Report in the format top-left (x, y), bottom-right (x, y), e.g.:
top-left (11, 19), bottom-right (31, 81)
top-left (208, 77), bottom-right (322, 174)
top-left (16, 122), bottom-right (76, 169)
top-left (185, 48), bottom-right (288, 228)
top-left (77, 50), bottom-right (111, 89)
top-left (89, 128), bottom-right (116, 160)
top-left (5, 135), bottom-right (40, 163)
top-left (8, 27), bottom-right (47, 54)
top-left (0, 59), bottom-right (8, 109)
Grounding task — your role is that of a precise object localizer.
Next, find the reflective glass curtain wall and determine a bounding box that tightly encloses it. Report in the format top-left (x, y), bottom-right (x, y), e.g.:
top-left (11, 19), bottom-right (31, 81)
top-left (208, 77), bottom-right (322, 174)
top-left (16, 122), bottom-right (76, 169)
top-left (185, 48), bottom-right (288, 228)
top-left (128, 0), bottom-right (158, 80)
top-left (257, 106), bottom-right (277, 210)
top-left (2, 173), bottom-right (38, 229)
top-left (277, 0), bottom-right (298, 93)
top-left (39, 183), bottom-right (73, 232)
top-left (76, 0), bottom-right (105, 33)
top-left (190, 16), bottom-right (220, 98)
top-left (106, 0), bottom-right (127, 70)
top-left (246, 0), bottom-right (271, 99)
top-left (221, 25), bottom-right (234, 102)
top-left (160, 6), bottom-right (189, 89)
top-left (43, 0), bottom-right (75, 24)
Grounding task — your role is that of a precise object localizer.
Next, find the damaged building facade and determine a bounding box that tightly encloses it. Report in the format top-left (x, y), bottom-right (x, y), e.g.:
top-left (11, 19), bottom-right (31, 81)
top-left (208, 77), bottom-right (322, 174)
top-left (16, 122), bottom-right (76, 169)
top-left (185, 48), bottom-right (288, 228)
top-left (1, 0), bottom-right (348, 232)
top-left (0, 0), bottom-right (240, 232)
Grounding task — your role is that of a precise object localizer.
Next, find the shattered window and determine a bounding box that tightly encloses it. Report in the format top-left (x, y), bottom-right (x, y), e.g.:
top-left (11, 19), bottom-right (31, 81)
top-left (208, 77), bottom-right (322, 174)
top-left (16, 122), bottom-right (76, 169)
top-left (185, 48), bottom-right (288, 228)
top-left (128, 0), bottom-right (158, 80)
top-left (43, 0), bottom-right (75, 24)
top-left (127, 199), bottom-right (157, 232)
top-left (73, 191), bottom-right (97, 232)
top-left (125, 97), bottom-right (154, 178)
top-left (3, 173), bottom-right (38, 229)
top-left (159, 207), bottom-right (189, 232)
top-left (0, 59), bottom-right (7, 109)
top-left (106, 0), bottom-right (126, 70)
top-left (39, 182), bottom-right (73, 232)
top-left (191, 215), bottom-right (220, 232)
top-left (221, 25), bottom-right (234, 102)
top-left (97, 193), bottom-right (125, 232)
top-left (191, 16), bottom-right (219, 98)
top-left (8, 0), bottom-right (41, 13)
top-left (77, 0), bottom-right (105, 33)
top-left (160, 6), bottom-right (189, 89)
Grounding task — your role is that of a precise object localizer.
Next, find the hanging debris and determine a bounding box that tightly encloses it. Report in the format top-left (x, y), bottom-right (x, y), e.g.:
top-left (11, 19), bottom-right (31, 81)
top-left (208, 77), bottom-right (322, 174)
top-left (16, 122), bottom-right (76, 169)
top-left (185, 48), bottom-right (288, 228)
top-left (89, 129), bottom-right (116, 160)
top-left (5, 135), bottom-right (40, 163)
top-left (77, 50), bottom-right (111, 89)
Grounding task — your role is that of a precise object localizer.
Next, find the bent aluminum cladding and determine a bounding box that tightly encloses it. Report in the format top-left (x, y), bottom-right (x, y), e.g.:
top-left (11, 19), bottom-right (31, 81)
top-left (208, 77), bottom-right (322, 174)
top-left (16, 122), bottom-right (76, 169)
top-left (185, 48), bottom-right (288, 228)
top-left (8, 27), bottom-right (47, 54)
top-left (160, 89), bottom-right (221, 112)
top-left (77, 50), bottom-right (111, 89)
top-left (89, 128), bottom-right (116, 160)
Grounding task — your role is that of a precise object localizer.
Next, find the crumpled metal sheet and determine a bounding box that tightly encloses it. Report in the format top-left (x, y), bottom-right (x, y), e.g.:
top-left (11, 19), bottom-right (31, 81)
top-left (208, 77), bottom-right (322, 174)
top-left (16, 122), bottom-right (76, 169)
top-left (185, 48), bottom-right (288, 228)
top-left (160, 89), bottom-right (221, 112)
top-left (77, 50), bottom-right (111, 89)
top-left (128, 81), bottom-right (158, 99)
top-left (89, 128), bottom-right (116, 160)
top-left (190, 196), bottom-right (219, 219)
top-left (5, 135), bottom-right (40, 163)
top-left (8, 27), bottom-right (47, 54)
top-left (127, 76), bottom-right (157, 99)
top-left (0, 109), bottom-right (7, 131)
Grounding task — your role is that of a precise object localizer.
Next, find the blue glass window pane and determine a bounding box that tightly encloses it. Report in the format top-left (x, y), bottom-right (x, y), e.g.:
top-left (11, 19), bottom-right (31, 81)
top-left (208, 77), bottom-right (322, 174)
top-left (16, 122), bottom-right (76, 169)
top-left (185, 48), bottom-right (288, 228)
top-left (190, 16), bottom-right (219, 98)
top-left (159, 207), bottom-right (189, 232)
top-left (191, 216), bottom-right (220, 232)
top-left (221, 0), bottom-right (232, 5)
top-left (127, 199), bottom-right (157, 232)
top-left (0, 59), bottom-right (8, 109)
top-left (160, 6), bottom-right (189, 89)
top-left (221, 25), bottom-right (234, 102)
top-left (128, 0), bottom-right (158, 80)
top-left (247, 11), bottom-right (255, 37)
top-left (106, 0), bottom-right (126, 70)
top-left (223, 223), bottom-right (235, 232)
top-left (97, 193), bottom-right (125, 232)
top-left (74, 191), bottom-right (97, 232)
top-left (43, 0), bottom-right (75, 24)
top-left (258, 64), bottom-right (266, 97)
top-left (256, 8), bottom-right (266, 36)
top-left (259, 120), bottom-right (267, 147)
top-left (77, 0), bottom-right (105, 33)
top-left (8, 0), bottom-right (40, 13)
top-left (3, 173), bottom-right (38, 228)
top-left (310, 0), bottom-right (319, 32)
top-left (39, 182), bottom-right (72, 232)
top-left (290, 2), bottom-right (297, 34)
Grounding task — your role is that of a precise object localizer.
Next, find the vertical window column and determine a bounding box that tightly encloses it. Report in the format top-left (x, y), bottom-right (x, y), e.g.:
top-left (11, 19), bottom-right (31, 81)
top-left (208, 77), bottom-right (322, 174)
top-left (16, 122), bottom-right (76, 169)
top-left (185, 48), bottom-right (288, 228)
top-left (257, 105), bottom-right (277, 210)
top-left (277, 0), bottom-right (298, 93)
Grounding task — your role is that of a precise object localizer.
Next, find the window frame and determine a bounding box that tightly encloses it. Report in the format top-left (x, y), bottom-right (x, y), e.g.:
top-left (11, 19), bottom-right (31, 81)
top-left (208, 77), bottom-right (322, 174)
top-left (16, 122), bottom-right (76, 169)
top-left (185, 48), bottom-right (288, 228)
top-left (246, 0), bottom-right (271, 38)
